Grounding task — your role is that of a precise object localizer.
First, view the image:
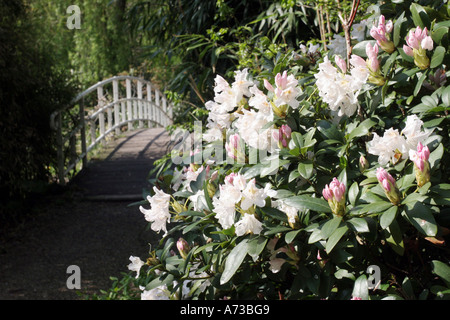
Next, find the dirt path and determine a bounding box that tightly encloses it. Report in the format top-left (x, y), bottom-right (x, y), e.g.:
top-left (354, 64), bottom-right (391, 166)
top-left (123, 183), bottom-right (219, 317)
top-left (0, 128), bottom-right (170, 299)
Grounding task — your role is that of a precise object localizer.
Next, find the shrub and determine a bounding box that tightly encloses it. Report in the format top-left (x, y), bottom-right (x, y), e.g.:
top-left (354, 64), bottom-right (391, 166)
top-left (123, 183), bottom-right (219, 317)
top-left (106, 1), bottom-right (450, 300)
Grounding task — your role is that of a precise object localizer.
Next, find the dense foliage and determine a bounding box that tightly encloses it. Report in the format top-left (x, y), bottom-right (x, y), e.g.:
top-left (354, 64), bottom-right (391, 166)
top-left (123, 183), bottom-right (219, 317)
top-left (96, 0), bottom-right (450, 300)
top-left (0, 1), bottom-right (77, 213)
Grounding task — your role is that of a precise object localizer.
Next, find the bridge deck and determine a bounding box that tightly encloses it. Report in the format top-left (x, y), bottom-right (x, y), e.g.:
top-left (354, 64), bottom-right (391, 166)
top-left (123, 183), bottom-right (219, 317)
top-left (70, 127), bottom-right (172, 200)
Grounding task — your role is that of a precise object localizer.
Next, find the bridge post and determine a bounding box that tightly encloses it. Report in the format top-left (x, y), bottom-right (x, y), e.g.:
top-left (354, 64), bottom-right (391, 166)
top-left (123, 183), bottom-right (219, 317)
top-left (113, 79), bottom-right (120, 135)
top-left (97, 86), bottom-right (106, 146)
top-left (155, 89), bottom-right (160, 127)
top-left (126, 79), bottom-right (132, 131)
top-left (147, 83), bottom-right (153, 128)
top-left (80, 97), bottom-right (87, 168)
top-left (138, 80), bottom-right (143, 129)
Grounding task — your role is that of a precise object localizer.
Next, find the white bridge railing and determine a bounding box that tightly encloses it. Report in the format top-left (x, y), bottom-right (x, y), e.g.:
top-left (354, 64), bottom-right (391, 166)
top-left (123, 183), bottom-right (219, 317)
top-left (50, 75), bottom-right (174, 185)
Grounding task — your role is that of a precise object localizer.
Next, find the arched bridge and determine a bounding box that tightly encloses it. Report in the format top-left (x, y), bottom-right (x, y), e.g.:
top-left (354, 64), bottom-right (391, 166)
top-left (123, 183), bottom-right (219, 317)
top-left (50, 76), bottom-right (174, 199)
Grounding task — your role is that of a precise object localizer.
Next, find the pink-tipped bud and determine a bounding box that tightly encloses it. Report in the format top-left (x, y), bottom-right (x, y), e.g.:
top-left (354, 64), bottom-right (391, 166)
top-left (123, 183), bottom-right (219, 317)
top-left (225, 133), bottom-right (241, 160)
top-left (273, 125), bottom-right (292, 148)
top-left (410, 142), bottom-right (431, 187)
top-left (264, 79), bottom-right (274, 92)
top-left (359, 155), bottom-right (369, 172)
top-left (323, 178), bottom-right (346, 216)
top-left (275, 71), bottom-right (288, 89)
top-left (335, 56), bottom-right (347, 73)
top-left (376, 167), bottom-right (401, 205)
top-left (370, 15), bottom-right (395, 53)
top-left (177, 238), bottom-right (190, 260)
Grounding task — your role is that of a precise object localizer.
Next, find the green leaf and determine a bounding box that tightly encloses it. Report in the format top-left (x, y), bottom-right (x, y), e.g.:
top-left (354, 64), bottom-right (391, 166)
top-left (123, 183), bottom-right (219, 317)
top-left (298, 161), bottom-right (314, 180)
top-left (347, 118), bottom-right (376, 141)
top-left (404, 202), bottom-right (438, 237)
top-left (429, 143), bottom-right (444, 171)
top-left (385, 219), bottom-right (405, 256)
top-left (285, 229), bottom-right (302, 244)
top-left (247, 236), bottom-right (268, 262)
top-left (393, 12), bottom-right (406, 46)
top-left (347, 217), bottom-right (370, 233)
top-left (220, 239), bottom-right (249, 285)
top-left (402, 277), bottom-right (415, 300)
top-left (325, 224), bottom-right (348, 253)
top-left (431, 260), bottom-right (450, 286)
top-left (441, 85), bottom-right (450, 106)
top-left (348, 181), bottom-right (359, 206)
top-left (414, 71), bottom-right (428, 96)
top-left (360, 201), bottom-right (393, 214)
top-left (380, 206), bottom-right (398, 229)
top-left (321, 216), bottom-right (343, 239)
top-left (291, 132), bottom-right (303, 148)
top-left (410, 3), bottom-right (430, 29)
top-left (284, 195), bottom-right (332, 214)
top-left (430, 46), bottom-right (446, 69)
top-left (352, 274), bottom-right (369, 300)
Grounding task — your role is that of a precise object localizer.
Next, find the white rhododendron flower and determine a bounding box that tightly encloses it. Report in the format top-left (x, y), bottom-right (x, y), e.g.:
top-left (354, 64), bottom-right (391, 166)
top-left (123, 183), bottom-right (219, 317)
top-left (235, 213), bottom-right (263, 236)
top-left (212, 174), bottom-right (275, 234)
top-left (127, 256), bottom-right (145, 278)
top-left (314, 56), bottom-right (368, 117)
top-left (140, 285), bottom-right (170, 300)
top-left (233, 109), bottom-right (275, 151)
top-left (139, 187), bottom-right (171, 236)
top-left (367, 129), bottom-right (408, 165)
top-left (367, 115), bottom-right (433, 165)
top-left (401, 114), bottom-right (433, 151)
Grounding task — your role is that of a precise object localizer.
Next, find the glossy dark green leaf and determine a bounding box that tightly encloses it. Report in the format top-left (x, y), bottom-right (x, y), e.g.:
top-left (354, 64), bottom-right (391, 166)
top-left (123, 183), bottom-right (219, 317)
top-left (298, 161), bottom-right (314, 180)
top-left (431, 260), bottom-right (450, 286)
top-left (325, 224), bottom-right (348, 253)
top-left (347, 217), bottom-right (369, 233)
top-left (430, 46), bottom-right (446, 69)
top-left (380, 206), bottom-right (398, 229)
top-left (220, 239), bottom-right (249, 285)
top-left (410, 3), bottom-right (430, 29)
top-left (284, 195), bottom-right (332, 214)
top-left (404, 202), bottom-right (437, 237)
top-left (352, 274), bottom-right (369, 300)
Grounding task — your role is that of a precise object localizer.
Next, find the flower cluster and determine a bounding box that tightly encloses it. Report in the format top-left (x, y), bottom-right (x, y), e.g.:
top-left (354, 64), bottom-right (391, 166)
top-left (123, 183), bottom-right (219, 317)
top-left (314, 55), bottom-right (368, 117)
top-left (322, 177), bottom-right (346, 216)
top-left (403, 26), bottom-right (434, 69)
top-left (213, 172), bottom-right (276, 236)
top-left (370, 15), bottom-right (395, 53)
top-left (367, 115), bottom-right (433, 166)
top-left (203, 68), bottom-right (301, 153)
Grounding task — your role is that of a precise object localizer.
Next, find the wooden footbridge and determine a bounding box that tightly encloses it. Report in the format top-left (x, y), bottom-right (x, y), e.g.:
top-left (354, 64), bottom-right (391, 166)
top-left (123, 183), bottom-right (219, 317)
top-left (50, 76), bottom-right (175, 200)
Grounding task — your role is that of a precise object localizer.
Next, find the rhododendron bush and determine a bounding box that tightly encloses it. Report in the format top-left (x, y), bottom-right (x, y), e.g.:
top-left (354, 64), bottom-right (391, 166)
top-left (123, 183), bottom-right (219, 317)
top-left (105, 2), bottom-right (450, 300)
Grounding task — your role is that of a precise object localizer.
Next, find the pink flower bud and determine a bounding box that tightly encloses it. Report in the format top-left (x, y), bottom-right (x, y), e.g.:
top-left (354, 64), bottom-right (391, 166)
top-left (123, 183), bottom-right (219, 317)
top-left (264, 79), bottom-right (274, 92)
top-left (323, 178), bottom-right (346, 216)
top-left (275, 71), bottom-right (288, 89)
top-left (370, 15), bottom-right (395, 53)
top-left (280, 124), bottom-right (292, 139)
top-left (366, 43), bottom-right (380, 72)
top-left (403, 44), bottom-right (414, 57)
top-left (177, 238), bottom-right (190, 260)
top-left (335, 56), bottom-right (347, 73)
top-left (376, 167), bottom-right (401, 205)
top-left (322, 185), bottom-right (333, 201)
top-left (225, 133), bottom-right (240, 159)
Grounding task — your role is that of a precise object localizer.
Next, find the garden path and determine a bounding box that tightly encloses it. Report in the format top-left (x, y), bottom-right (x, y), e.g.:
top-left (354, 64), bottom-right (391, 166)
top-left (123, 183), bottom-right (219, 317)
top-left (0, 127), bottom-right (171, 299)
